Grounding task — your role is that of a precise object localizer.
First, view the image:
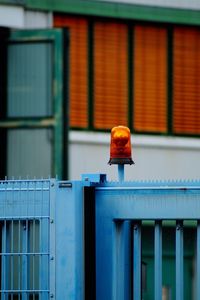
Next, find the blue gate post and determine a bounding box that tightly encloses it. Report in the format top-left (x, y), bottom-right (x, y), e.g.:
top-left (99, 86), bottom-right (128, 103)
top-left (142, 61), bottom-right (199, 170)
top-left (55, 176), bottom-right (101, 300)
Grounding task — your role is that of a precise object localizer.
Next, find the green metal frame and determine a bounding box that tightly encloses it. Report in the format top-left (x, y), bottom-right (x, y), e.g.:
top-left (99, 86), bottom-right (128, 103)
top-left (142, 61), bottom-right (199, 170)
top-left (1, 0), bottom-right (200, 26)
top-left (0, 0), bottom-right (24, 5)
top-left (1, 0), bottom-right (200, 25)
top-left (0, 28), bottom-right (68, 179)
top-left (25, 0), bottom-right (200, 26)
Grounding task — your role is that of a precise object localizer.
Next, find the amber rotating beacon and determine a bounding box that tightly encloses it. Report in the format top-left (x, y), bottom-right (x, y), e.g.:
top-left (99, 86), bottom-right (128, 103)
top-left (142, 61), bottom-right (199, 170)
top-left (108, 125), bottom-right (134, 165)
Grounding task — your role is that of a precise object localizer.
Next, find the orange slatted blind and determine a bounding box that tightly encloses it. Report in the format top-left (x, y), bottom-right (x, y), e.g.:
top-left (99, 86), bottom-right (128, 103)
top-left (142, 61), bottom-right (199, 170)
top-left (134, 25), bottom-right (167, 133)
top-left (94, 22), bottom-right (128, 129)
top-left (173, 27), bottom-right (200, 134)
top-left (54, 15), bottom-right (88, 128)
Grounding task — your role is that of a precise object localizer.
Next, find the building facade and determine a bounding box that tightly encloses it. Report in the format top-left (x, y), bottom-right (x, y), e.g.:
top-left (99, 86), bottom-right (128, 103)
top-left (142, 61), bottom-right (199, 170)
top-left (0, 0), bottom-right (200, 182)
top-left (0, 1), bottom-right (199, 298)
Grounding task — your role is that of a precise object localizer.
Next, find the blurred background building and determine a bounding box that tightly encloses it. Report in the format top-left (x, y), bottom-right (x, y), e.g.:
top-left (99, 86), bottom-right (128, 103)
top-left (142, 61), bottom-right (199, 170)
top-left (0, 1), bottom-right (200, 298)
top-left (0, 0), bottom-right (200, 182)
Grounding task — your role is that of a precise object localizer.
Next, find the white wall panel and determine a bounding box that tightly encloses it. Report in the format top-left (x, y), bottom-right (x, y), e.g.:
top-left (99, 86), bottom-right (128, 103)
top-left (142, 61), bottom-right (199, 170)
top-left (69, 131), bottom-right (200, 181)
top-left (0, 5), bottom-right (24, 28)
top-left (24, 10), bottom-right (53, 28)
top-left (0, 6), bottom-right (52, 29)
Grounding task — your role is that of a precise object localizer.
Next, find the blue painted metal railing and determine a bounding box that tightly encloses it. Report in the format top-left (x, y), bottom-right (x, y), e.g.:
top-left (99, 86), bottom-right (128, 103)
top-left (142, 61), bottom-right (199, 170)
top-left (0, 175), bottom-right (200, 299)
top-left (95, 179), bottom-right (200, 300)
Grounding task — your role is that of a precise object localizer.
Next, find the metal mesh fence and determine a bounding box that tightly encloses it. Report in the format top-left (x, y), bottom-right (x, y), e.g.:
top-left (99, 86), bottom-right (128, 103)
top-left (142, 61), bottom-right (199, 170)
top-left (0, 180), bottom-right (50, 300)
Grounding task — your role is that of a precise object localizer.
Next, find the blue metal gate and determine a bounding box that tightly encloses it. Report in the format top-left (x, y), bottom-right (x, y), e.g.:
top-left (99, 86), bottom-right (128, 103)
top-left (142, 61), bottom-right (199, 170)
top-left (94, 179), bottom-right (200, 300)
top-left (1, 175), bottom-right (200, 299)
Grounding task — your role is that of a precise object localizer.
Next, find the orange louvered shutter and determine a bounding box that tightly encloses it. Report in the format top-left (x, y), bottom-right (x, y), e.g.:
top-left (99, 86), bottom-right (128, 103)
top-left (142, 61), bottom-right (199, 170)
top-left (134, 25), bottom-right (167, 133)
top-left (54, 15), bottom-right (88, 128)
top-left (94, 22), bottom-right (128, 129)
top-left (173, 27), bottom-right (200, 135)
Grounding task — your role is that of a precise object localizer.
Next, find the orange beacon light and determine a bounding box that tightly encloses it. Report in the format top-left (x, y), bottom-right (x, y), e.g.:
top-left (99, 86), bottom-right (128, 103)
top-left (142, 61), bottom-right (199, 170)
top-left (108, 125), bottom-right (134, 165)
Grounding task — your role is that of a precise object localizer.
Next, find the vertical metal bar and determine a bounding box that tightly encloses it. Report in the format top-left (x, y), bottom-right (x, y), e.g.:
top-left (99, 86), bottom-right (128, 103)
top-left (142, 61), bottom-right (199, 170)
top-left (123, 221), bottom-right (132, 300)
top-left (49, 180), bottom-right (56, 300)
top-left (197, 221), bottom-right (200, 300)
top-left (133, 221), bottom-right (142, 300)
top-left (113, 221), bottom-right (131, 300)
top-left (118, 165), bottom-right (125, 182)
top-left (18, 220), bottom-right (21, 300)
top-left (18, 183), bottom-right (21, 300)
top-left (2, 184), bottom-right (9, 300)
top-left (40, 181), bottom-right (50, 300)
top-left (11, 220), bottom-right (14, 300)
top-left (33, 182), bottom-right (36, 300)
top-left (2, 220), bottom-right (7, 300)
top-left (112, 221), bottom-right (120, 300)
top-left (176, 220), bottom-right (183, 300)
top-left (39, 219), bottom-right (49, 299)
top-left (154, 221), bottom-right (162, 300)
top-left (6, 221), bottom-right (10, 300)
top-left (11, 183), bottom-right (14, 300)
top-left (22, 220), bottom-right (28, 300)
top-left (33, 220), bottom-right (35, 300)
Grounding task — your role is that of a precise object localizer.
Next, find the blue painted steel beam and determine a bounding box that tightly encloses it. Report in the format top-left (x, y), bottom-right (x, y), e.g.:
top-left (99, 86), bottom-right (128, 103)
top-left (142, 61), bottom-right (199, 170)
top-left (118, 165), bottom-right (125, 182)
top-left (96, 188), bottom-right (200, 220)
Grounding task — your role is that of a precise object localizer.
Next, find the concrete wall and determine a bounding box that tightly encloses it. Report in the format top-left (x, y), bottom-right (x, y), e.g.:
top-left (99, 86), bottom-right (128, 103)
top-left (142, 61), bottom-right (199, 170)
top-left (69, 131), bottom-right (200, 181)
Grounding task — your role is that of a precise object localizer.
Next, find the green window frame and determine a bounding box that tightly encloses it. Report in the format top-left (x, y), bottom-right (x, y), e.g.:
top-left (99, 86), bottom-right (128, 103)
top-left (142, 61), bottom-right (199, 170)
top-left (0, 28), bottom-right (69, 179)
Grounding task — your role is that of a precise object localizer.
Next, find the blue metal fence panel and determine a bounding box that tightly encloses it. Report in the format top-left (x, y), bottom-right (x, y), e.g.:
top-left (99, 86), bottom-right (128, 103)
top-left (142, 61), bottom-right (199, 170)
top-left (0, 180), bottom-right (52, 300)
top-left (0, 178), bottom-right (87, 300)
top-left (95, 180), bottom-right (200, 300)
top-left (1, 175), bottom-right (200, 300)
top-left (0, 179), bottom-right (86, 300)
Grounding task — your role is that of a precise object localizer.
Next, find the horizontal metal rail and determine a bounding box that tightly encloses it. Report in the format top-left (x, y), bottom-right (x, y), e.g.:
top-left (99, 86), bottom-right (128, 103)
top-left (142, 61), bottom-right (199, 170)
top-left (96, 186), bottom-right (200, 191)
